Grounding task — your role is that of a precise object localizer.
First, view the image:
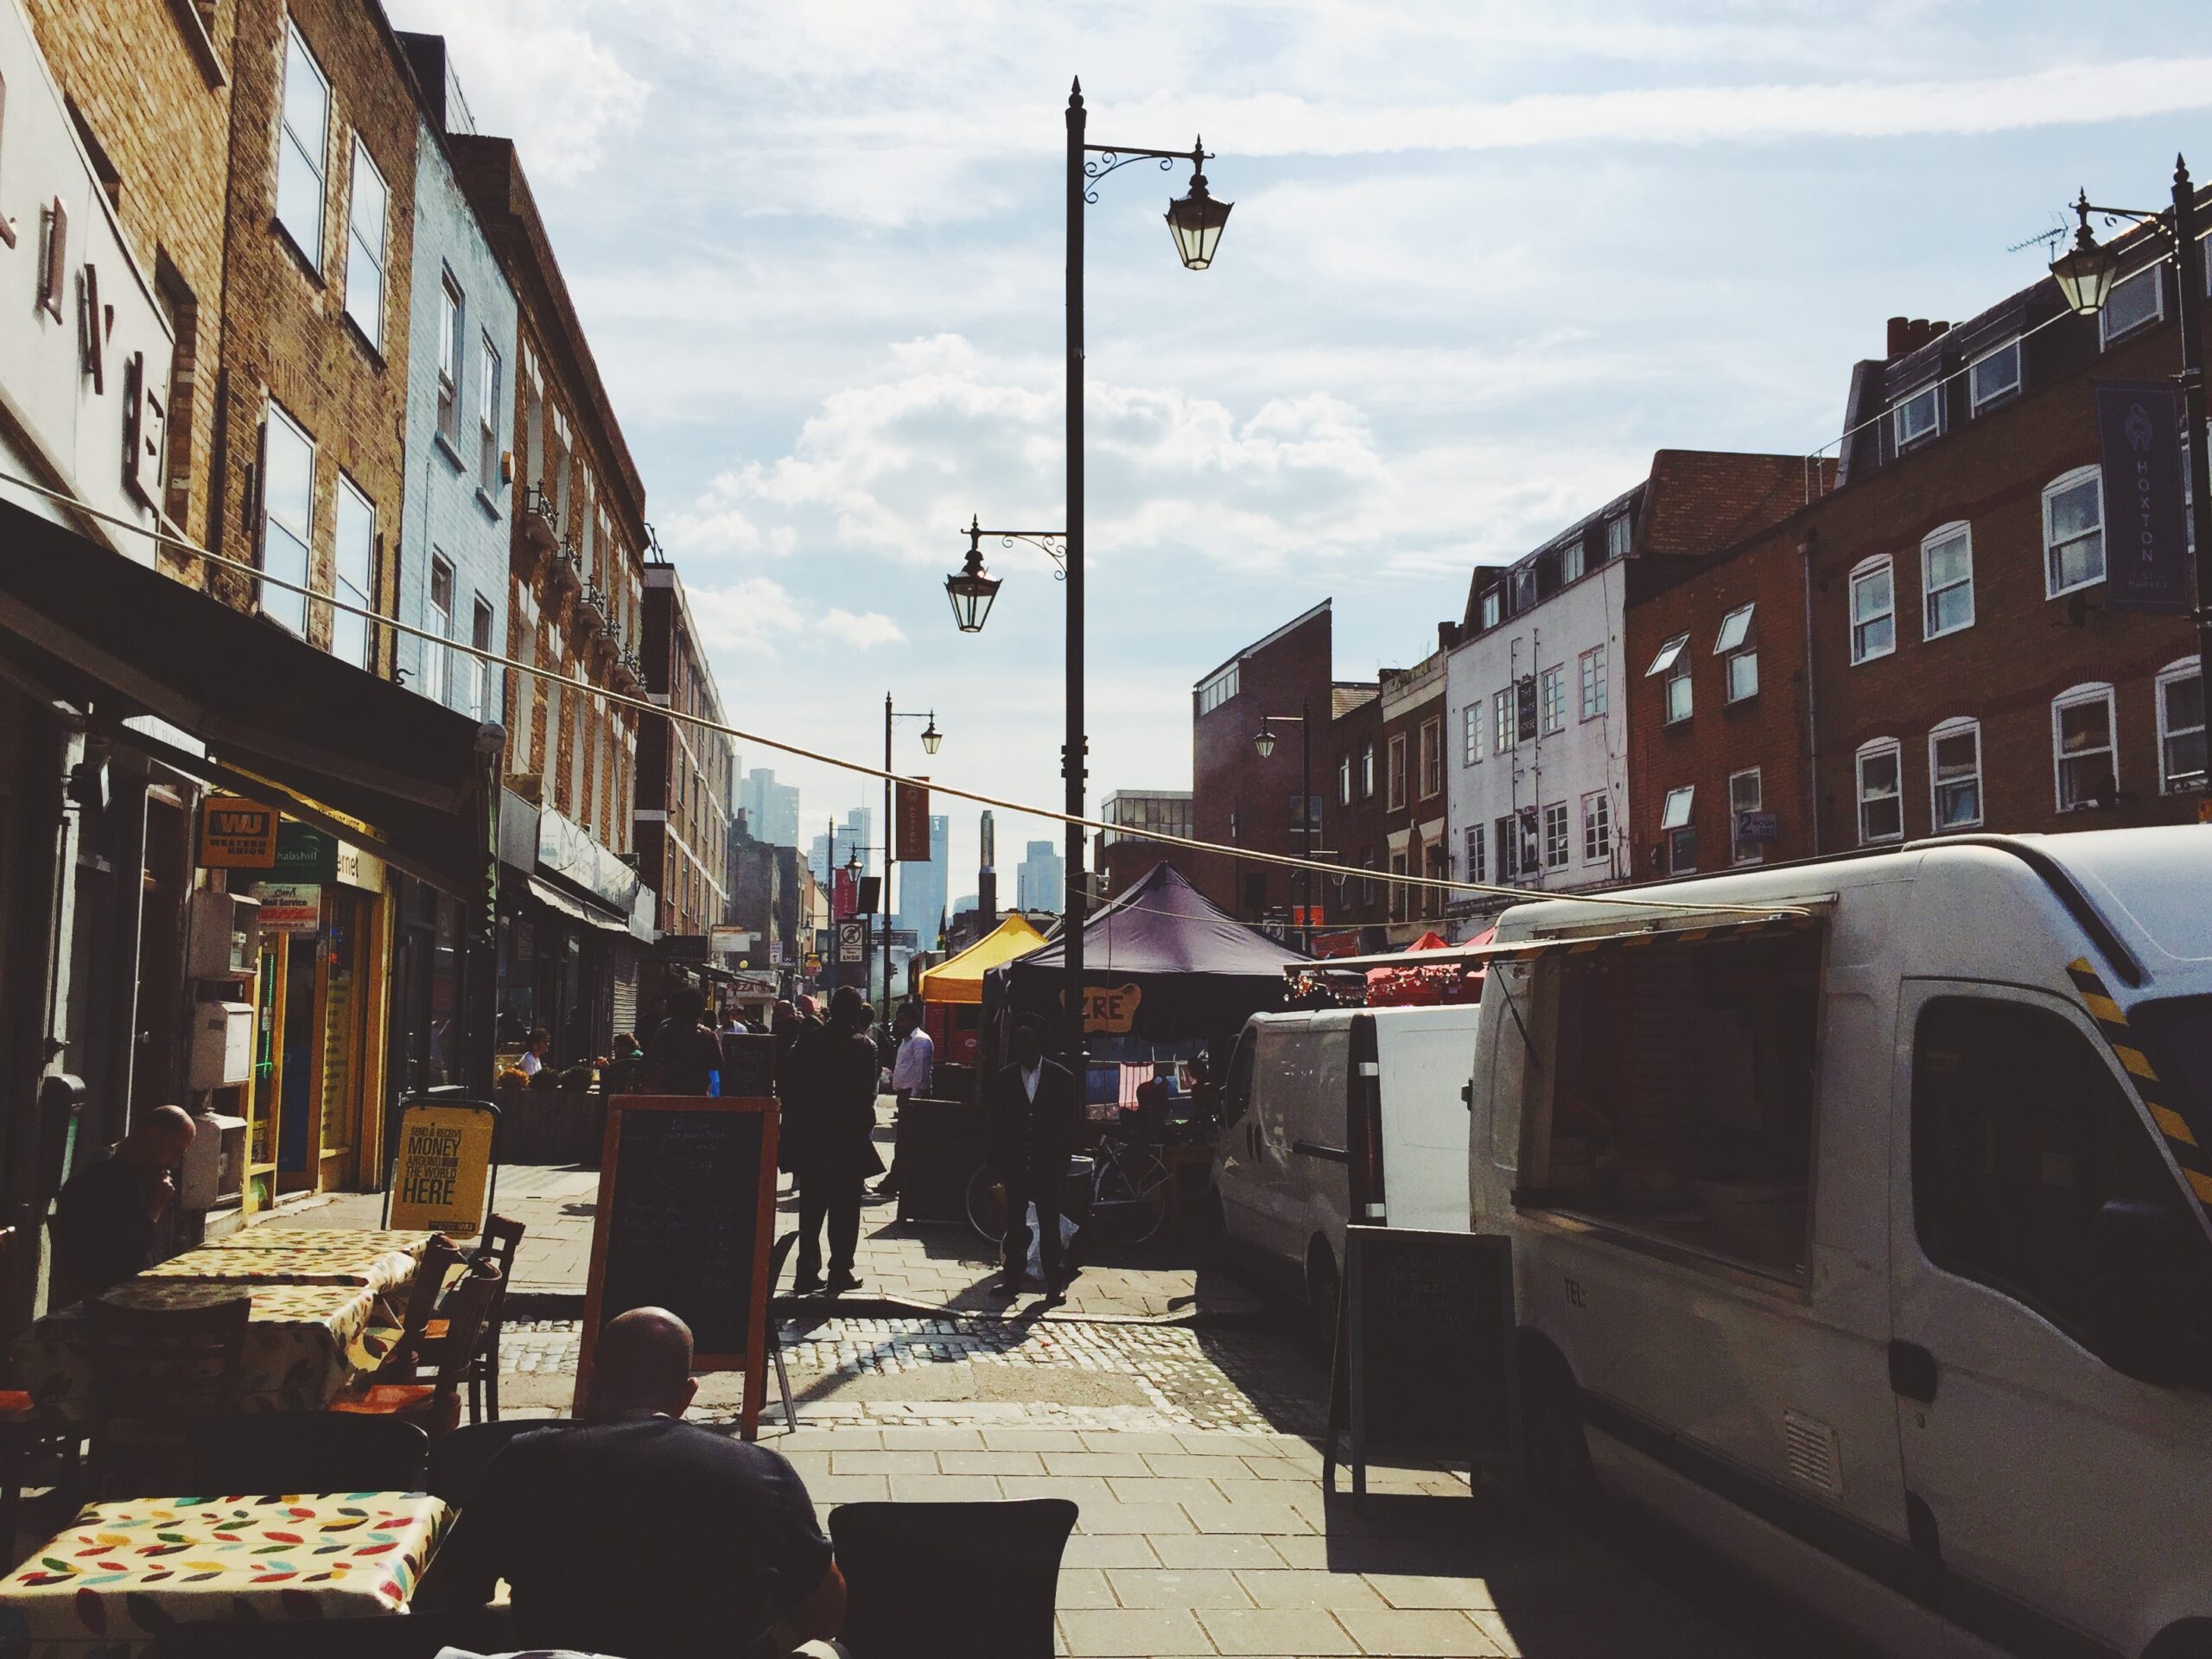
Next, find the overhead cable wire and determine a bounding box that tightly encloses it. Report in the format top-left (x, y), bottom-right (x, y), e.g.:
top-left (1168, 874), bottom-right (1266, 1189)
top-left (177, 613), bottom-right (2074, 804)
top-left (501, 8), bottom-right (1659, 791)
top-left (2, 467), bottom-right (1808, 919)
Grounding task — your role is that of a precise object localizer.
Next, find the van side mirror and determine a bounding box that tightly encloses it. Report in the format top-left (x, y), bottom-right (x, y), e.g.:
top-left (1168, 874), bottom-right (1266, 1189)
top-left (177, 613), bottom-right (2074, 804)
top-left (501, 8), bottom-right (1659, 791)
top-left (2090, 1198), bottom-right (2212, 1389)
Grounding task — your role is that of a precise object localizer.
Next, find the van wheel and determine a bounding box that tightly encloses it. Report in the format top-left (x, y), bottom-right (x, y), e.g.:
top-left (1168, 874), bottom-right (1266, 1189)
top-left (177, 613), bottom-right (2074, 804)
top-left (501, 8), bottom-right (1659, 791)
top-left (1520, 1344), bottom-right (1599, 1518)
top-left (1305, 1241), bottom-right (1340, 1357)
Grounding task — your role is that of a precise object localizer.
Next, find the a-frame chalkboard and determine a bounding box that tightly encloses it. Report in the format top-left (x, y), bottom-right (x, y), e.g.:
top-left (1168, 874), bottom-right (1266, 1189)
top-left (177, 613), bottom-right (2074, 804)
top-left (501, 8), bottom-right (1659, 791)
top-left (574, 1095), bottom-right (779, 1439)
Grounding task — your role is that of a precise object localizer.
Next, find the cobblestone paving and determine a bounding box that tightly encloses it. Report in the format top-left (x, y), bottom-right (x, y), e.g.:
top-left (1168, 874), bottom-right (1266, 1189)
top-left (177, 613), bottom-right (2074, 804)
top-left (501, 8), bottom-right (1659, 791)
top-left (499, 1315), bottom-right (1326, 1434)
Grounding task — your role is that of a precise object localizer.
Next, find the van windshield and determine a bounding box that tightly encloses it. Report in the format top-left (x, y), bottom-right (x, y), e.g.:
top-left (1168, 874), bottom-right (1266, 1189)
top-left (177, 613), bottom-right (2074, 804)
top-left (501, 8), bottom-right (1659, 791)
top-left (2129, 995), bottom-right (2212, 1128)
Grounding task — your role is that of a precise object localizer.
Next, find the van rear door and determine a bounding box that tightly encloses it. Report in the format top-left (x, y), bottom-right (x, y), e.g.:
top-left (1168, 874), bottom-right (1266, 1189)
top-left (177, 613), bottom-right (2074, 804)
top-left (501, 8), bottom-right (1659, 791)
top-left (1891, 981), bottom-right (2212, 1656)
top-left (1369, 1009), bottom-right (1476, 1233)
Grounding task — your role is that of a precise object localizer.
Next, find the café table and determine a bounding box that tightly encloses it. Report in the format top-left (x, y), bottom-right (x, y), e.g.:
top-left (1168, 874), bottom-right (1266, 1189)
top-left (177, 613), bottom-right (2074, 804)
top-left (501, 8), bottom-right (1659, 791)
top-left (0, 1491), bottom-right (448, 1652)
top-left (12, 1281), bottom-right (390, 1424)
top-left (137, 1243), bottom-right (420, 1294)
top-left (205, 1227), bottom-right (442, 1258)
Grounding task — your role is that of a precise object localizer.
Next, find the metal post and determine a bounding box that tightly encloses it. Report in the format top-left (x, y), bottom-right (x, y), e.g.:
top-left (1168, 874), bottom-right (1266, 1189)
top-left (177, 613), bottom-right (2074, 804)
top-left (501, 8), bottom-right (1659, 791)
top-left (2171, 156), bottom-right (2212, 817)
top-left (882, 692), bottom-right (893, 1029)
top-left (1064, 79), bottom-right (1089, 1072)
top-left (1300, 696), bottom-right (1312, 950)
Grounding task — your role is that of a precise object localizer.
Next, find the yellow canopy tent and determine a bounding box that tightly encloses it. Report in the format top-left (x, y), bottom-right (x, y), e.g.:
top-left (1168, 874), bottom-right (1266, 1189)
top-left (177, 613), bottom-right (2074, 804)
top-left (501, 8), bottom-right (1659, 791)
top-left (918, 913), bottom-right (1047, 1005)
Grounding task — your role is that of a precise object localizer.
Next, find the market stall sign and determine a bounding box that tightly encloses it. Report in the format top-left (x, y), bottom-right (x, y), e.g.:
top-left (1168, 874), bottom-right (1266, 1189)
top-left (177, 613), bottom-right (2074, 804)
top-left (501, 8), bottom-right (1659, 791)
top-left (200, 797), bottom-right (277, 868)
top-left (248, 881), bottom-right (321, 935)
top-left (386, 1099), bottom-right (498, 1235)
top-left (1083, 982), bottom-right (1144, 1033)
top-left (273, 821), bottom-right (339, 882)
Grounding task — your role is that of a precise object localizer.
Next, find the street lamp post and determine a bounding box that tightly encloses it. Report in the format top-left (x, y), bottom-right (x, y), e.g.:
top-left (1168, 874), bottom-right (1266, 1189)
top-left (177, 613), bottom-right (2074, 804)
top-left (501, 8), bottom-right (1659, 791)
top-left (945, 80), bottom-right (1231, 1071)
top-left (1253, 702), bottom-right (1312, 948)
top-left (882, 697), bottom-right (942, 1029)
top-left (2050, 156), bottom-right (2212, 811)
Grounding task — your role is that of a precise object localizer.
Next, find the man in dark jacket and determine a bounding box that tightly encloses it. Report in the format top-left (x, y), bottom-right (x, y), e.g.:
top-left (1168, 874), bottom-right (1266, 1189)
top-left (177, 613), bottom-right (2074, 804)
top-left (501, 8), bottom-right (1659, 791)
top-left (789, 988), bottom-right (883, 1295)
top-left (985, 1017), bottom-right (1083, 1301)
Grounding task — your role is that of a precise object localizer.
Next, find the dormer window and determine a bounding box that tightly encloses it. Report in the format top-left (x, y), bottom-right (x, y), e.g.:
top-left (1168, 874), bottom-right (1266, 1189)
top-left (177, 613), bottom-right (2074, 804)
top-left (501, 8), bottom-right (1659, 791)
top-left (1605, 513), bottom-right (1631, 561)
top-left (1892, 383), bottom-right (1940, 450)
top-left (1511, 566), bottom-right (1535, 611)
top-left (1479, 588), bottom-right (1501, 630)
top-left (2101, 264), bottom-right (2164, 346)
top-left (1969, 338), bottom-right (2021, 411)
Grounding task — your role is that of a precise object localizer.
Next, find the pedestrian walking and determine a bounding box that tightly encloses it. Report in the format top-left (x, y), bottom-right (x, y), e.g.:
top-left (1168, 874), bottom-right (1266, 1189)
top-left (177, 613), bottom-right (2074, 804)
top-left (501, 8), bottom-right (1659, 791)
top-left (789, 987), bottom-right (882, 1296)
top-left (985, 1016), bottom-right (1082, 1302)
top-left (868, 1005), bottom-right (934, 1201)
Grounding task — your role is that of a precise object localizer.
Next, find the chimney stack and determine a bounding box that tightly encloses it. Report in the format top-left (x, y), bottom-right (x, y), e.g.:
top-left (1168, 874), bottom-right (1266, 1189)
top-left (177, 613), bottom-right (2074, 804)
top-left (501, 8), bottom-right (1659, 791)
top-left (1885, 316), bottom-right (1952, 359)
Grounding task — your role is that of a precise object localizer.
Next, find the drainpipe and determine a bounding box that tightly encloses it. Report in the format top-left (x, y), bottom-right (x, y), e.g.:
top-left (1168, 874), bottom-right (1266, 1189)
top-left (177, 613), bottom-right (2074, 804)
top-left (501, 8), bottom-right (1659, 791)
top-left (1800, 527), bottom-right (1821, 857)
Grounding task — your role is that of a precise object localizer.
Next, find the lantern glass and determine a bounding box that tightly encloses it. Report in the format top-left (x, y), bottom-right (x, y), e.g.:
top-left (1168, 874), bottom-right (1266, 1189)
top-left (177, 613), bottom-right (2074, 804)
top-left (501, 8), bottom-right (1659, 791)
top-left (1253, 727), bottom-right (1276, 759)
top-left (2050, 234), bottom-right (2120, 317)
top-left (1166, 178), bottom-right (1233, 270)
top-left (944, 568), bottom-right (1001, 634)
top-left (920, 721), bottom-right (943, 755)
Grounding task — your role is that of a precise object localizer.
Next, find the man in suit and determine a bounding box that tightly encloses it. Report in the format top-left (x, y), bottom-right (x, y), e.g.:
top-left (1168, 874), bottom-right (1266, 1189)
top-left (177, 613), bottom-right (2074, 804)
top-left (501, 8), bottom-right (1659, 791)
top-left (986, 1016), bottom-right (1082, 1301)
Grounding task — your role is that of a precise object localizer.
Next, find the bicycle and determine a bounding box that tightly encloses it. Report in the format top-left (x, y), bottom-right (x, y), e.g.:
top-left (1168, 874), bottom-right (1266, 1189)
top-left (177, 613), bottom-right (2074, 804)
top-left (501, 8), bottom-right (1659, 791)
top-left (964, 1126), bottom-right (1173, 1250)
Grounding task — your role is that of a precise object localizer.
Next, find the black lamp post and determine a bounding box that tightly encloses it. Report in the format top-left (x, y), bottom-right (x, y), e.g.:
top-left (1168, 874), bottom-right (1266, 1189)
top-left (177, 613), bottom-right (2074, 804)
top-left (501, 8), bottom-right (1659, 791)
top-left (1253, 703), bottom-right (1312, 947)
top-left (2050, 156), bottom-right (2212, 810)
top-left (883, 698), bottom-right (942, 1030)
top-left (944, 81), bottom-right (1231, 1070)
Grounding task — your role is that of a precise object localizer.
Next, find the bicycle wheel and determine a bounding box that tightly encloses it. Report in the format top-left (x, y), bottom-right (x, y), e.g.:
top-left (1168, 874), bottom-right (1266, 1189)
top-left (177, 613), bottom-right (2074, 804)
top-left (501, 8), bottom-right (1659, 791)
top-left (964, 1165), bottom-right (1007, 1245)
top-left (1091, 1147), bottom-right (1172, 1246)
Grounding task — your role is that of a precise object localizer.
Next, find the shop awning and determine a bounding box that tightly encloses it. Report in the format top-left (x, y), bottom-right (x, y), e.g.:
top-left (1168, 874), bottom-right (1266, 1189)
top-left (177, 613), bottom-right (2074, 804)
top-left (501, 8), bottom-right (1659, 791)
top-left (919, 913), bottom-right (1047, 1005)
top-left (1294, 908), bottom-right (1821, 974)
top-left (0, 498), bottom-right (497, 907)
top-left (521, 874), bottom-right (627, 934)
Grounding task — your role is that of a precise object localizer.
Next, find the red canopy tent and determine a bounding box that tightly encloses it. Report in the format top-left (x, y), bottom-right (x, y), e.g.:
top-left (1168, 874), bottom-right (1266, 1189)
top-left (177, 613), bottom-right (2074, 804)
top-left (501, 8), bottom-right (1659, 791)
top-left (1365, 928), bottom-right (1492, 1007)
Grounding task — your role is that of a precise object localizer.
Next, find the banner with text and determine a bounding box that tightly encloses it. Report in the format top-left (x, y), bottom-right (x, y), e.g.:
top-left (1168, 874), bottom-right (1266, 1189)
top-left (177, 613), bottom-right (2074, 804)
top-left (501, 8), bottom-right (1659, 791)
top-left (2096, 379), bottom-right (2191, 614)
top-left (895, 778), bottom-right (931, 862)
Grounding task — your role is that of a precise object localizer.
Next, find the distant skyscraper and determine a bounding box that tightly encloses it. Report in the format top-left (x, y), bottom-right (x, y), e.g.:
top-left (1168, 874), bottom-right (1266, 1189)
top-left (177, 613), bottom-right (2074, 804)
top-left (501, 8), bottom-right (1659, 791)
top-left (808, 807), bottom-right (875, 885)
top-left (896, 814), bottom-right (950, 946)
top-left (1016, 840), bottom-right (1065, 913)
top-left (735, 762), bottom-right (801, 849)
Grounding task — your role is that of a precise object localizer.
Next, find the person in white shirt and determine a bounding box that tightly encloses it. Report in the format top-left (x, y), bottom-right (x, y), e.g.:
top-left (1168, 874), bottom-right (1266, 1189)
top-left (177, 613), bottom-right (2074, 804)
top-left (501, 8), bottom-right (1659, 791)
top-left (516, 1028), bottom-right (551, 1078)
top-left (868, 1009), bottom-right (935, 1201)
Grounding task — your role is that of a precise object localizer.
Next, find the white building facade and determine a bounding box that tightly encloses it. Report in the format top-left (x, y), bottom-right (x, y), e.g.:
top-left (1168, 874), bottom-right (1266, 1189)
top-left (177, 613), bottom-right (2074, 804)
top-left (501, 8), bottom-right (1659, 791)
top-left (1445, 487), bottom-right (1638, 920)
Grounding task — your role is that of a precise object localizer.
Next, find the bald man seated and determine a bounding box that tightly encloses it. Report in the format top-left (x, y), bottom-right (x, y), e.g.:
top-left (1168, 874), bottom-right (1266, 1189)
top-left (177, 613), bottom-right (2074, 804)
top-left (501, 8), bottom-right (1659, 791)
top-left (53, 1104), bottom-right (196, 1297)
top-left (419, 1308), bottom-right (844, 1658)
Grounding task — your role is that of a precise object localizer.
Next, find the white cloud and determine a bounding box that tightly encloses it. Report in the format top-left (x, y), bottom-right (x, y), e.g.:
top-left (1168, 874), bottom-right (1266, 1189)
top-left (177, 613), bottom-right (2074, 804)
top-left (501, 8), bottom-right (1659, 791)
top-left (819, 608), bottom-right (906, 650)
top-left (683, 578), bottom-right (806, 657)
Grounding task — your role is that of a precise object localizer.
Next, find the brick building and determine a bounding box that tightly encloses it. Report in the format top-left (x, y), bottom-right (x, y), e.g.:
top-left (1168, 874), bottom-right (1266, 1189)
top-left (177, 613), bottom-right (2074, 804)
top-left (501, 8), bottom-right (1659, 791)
top-left (1630, 231), bottom-right (2208, 874)
top-left (1375, 649), bottom-right (1448, 945)
top-left (638, 560), bottom-right (734, 939)
top-left (1314, 683), bottom-right (1385, 950)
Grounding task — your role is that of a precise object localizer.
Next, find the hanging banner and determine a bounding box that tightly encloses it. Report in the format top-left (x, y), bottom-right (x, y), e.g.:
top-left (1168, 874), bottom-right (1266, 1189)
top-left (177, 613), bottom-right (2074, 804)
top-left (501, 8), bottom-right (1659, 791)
top-left (200, 796), bottom-right (278, 868)
top-left (2096, 380), bottom-right (2191, 615)
top-left (895, 778), bottom-right (931, 861)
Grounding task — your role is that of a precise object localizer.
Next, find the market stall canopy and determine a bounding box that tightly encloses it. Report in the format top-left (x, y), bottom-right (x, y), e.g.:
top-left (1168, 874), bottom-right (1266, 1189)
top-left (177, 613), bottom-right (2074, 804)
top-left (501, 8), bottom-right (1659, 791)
top-left (0, 498), bottom-right (498, 909)
top-left (1368, 928), bottom-right (1488, 1007)
top-left (918, 913), bottom-right (1046, 1005)
top-left (989, 862), bottom-right (1309, 1044)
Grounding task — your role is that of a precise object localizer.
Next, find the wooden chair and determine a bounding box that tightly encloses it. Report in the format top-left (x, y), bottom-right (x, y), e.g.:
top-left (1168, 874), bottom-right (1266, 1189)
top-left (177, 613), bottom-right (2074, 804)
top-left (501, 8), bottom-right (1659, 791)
top-left (0, 1224), bottom-right (70, 1552)
top-left (86, 1293), bottom-right (251, 1497)
top-left (366, 1233), bottom-right (462, 1383)
top-left (829, 1499), bottom-right (1078, 1659)
top-left (415, 1216), bottom-right (524, 1422)
top-left (328, 1264), bottom-right (499, 1438)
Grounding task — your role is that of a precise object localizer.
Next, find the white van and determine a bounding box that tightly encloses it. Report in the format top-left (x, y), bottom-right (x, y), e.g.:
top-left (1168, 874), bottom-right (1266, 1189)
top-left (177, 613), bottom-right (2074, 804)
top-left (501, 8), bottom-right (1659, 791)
top-left (1466, 828), bottom-right (2212, 1659)
top-left (1213, 1003), bottom-right (1478, 1334)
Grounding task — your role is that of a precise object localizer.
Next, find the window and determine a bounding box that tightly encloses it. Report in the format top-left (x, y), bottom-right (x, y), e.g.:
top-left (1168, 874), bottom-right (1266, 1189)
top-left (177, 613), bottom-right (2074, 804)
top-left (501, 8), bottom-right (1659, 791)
top-left (1480, 588), bottom-right (1501, 630)
top-left (1912, 995), bottom-right (2203, 1363)
top-left (2158, 660), bottom-right (2206, 794)
top-left (479, 336), bottom-right (502, 487)
top-left (1423, 843), bottom-right (1447, 917)
top-left (425, 555), bottom-right (454, 705)
top-left (1493, 687), bottom-right (1516, 753)
top-left (38, 196), bottom-right (66, 322)
top-left (1729, 767), bottom-right (1764, 865)
top-left (1579, 645), bottom-right (1607, 720)
top-left (1461, 702), bottom-right (1484, 766)
top-left (275, 25), bottom-right (329, 265)
top-left (1387, 734), bottom-right (1408, 810)
top-left (1606, 513), bottom-right (1632, 562)
top-left (258, 405), bottom-right (314, 635)
top-left (2101, 264), bottom-right (2164, 346)
top-left (1359, 849), bottom-right (1376, 908)
top-left (1645, 632), bottom-right (1687, 677)
top-left (1922, 523), bottom-right (1974, 639)
top-left (2044, 468), bottom-right (2105, 596)
top-left (436, 276), bottom-right (461, 445)
top-left (343, 139), bottom-right (386, 348)
top-left (1511, 567), bottom-right (1535, 612)
top-left (2053, 683), bottom-right (2118, 810)
top-left (331, 477), bottom-right (373, 668)
top-left (1713, 603), bottom-right (1758, 702)
top-left (1539, 666), bottom-right (1565, 734)
top-left (1338, 753), bottom-right (1352, 804)
top-left (1494, 815), bottom-right (1518, 881)
top-left (469, 598), bottom-right (493, 719)
top-left (1661, 785), bottom-right (1694, 874)
top-left (1388, 851), bottom-right (1408, 921)
top-left (1420, 718), bottom-right (1442, 798)
top-left (1647, 635), bottom-right (1693, 721)
top-left (1537, 802), bottom-right (1567, 869)
top-left (1465, 823), bottom-right (1485, 884)
top-left (1361, 743), bottom-right (1375, 798)
top-left (1713, 603), bottom-right (1753, 655)
top-left (1857, 740), bottom-right (1903, 842)
top-left (1849, 557), bottom-right (1895, 664)
top-left (1892, 384), bottom-right (1941, 449)
top-left (1561, 537), bottom-right (1585, 584)
top-left (1969, 338), bottom-right (2021, 410)
top-left (1929, 718), bottom-right (1983, 830)
top-left (1197, 662), bottom-right (1239, 715)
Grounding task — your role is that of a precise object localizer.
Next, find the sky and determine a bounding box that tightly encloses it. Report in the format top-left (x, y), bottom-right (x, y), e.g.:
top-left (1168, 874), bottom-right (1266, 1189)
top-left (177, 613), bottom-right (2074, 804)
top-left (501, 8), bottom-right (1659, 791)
top-left (386, 0), bottom-right (2212, 903)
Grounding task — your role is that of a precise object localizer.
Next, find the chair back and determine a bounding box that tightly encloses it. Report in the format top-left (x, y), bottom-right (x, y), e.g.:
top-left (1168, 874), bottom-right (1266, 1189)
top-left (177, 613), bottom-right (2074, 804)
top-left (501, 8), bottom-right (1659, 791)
top-left (829, 1498), bottom-right (1077, 1659)
top-left (87, 1293), bottom-right (250, 1490)
top-left (428, 1265), bottom-right (500, 1400)
top-left (429, 1416), bottom-right (574, 1506)
top-left (377, 1233), bottom-right (461, 1379)
top-left (188, 1412), bottom-right (429, 1496)
top-left (468, 1215), bottom-right (524, 1348)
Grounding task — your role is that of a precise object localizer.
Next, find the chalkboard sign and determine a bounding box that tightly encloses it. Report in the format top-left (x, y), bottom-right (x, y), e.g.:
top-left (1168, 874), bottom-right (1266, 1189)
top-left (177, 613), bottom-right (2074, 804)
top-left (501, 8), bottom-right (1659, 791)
top-left (575, 1096), bottom-right (779, 1438)
top-left (1323, 1226), bottom-right (1518, 1506)
top-left (720, 1033), bottom-right (775, 1100)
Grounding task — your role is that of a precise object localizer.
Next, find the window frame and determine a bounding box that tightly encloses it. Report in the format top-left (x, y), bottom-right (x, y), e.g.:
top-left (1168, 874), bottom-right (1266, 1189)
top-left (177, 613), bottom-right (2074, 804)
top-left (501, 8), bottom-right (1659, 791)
top-left (1968, 337), bottom-right (2021, 411)
top-left (1494, 815), bottom-right (1517, 882)
top-left (1479, 588), bottom-right (1501, 630)
top-left (1338, 753), bottom-right (1353, 804)
top-left (1360, 743), bottom-right (1375, 799)
top-left (257, 403), bottom-right (315, 637)
top-left (1197, 661), bottom-right (1240, 715)
top-left (1387, 733), bottom-right (1408, 810)
top-left (1561, 537), bottom-right (1586, 584)
top-left (1465, 822), bottom-right (1485, 884)
top-left (1605, 513), bottom-right (1632, 561)
top-left (274, 23), bottom-right (330, 270)
top-left (1713, 603), bottom-right (1754, 656)
top-left (435, 275), bottom-right (462, 448)
top-left (1921, 521), bottom-right (1974, 640)
top-left (468, 595), bottom-right (493, 719)
top-left (342, 137), bottom-right (386, 350)
top-left (1726, 766), bottom-right (1764, 865)
top-left (2156, 657), bottom-right (2206, 796)
top-left (2043, 467), bottom-right (2106, 599)
top-left (330, 474), bottom-right (374, 670)
top-left (1664, 657), bottom-right (1692, 724)
top-left (1581, 791), bottom-right (1611, 865)
top-left (2100, 262), bottom-right (2165, 346)
top-left (1856, 737), bottom-right (1904, 844)
top-left (1579, 645), bottom-right (1607, 721)
top-left (1849, 556), bottom-right (1896, 665)
top-left (1891, 383), bottom-right (1941, 450)
top-left (1419, 716), bottom-right (1443, 799)
top-left (1928, 715), bottom-right (1984, 831)
top-left (1461, 701), bottom-right (1483, 766)
top-left (2052, 682), bottom-right (2120, 812)
top-left (478, 334), bottom-right (502, 490)
top-left (1645, 632), bottom-right (1688, 678)
top-left (1493, 687), bottom-right (1516, 753)
top-left (1538, 664), bottom-right (1565, 735)
top-left (1541, 802), bottom-right (1570, 870)
top-left (425, 553), bottom-right (454, 705)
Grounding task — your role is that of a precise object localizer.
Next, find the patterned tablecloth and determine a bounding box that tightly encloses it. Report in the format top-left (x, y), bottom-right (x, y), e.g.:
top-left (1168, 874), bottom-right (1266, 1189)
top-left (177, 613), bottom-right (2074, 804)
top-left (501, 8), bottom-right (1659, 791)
top-left (11, 1281), bottom-right (390, 1424)
top-left (136, 1243), bottom-right (419, 1293)
top-left (0, 1492), bottom-right (448, 1652)
top-left (205, 1228), bottom-right (441, 1257)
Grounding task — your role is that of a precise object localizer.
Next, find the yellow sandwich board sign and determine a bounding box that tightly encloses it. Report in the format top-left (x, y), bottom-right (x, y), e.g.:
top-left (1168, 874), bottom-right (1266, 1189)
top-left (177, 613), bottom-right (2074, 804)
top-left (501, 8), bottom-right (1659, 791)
top-left (385, 1099), bottom-right (499, 1236)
